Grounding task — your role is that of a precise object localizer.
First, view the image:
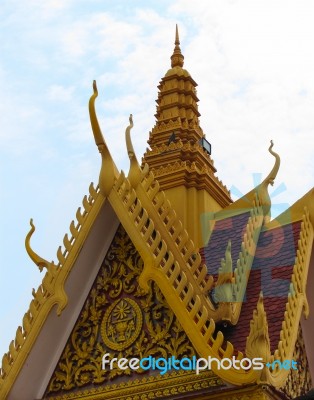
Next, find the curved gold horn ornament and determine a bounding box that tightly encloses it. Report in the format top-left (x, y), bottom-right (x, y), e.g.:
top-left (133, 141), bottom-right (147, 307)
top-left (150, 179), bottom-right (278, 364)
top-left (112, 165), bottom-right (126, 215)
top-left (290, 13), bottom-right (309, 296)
top-left (125, 114), bottom-right (142, 187)
top-left (89, 80), bottom-right (116, 197)
top-left (265, 140), bottom-right (280, 186)
top-left (255, 140), bottom-right (281, 220)
top-left (89, 80), bottom-right (105, 146)
top-left (25, 219), bottom-right (51, 272)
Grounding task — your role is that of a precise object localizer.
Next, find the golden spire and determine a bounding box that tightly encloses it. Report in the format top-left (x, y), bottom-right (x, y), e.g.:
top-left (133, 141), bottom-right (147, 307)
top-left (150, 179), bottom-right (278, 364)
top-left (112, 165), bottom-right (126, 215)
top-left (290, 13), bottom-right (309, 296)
top-left (171, 24), bottom-right (184, 68)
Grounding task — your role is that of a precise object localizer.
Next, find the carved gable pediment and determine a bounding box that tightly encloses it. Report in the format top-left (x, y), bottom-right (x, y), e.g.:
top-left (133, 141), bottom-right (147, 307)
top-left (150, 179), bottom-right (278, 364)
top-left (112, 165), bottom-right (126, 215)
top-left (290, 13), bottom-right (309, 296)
top-left (44, 225), bottom-right (223, 399)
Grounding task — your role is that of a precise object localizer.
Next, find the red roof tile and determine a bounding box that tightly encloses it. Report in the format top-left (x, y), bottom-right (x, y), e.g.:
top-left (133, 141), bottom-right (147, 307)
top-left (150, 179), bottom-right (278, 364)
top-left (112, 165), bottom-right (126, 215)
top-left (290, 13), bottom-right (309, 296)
top-left (201, 217), bottom-right (302, 354)
top-left (201, 212), bottom-right (251, 276)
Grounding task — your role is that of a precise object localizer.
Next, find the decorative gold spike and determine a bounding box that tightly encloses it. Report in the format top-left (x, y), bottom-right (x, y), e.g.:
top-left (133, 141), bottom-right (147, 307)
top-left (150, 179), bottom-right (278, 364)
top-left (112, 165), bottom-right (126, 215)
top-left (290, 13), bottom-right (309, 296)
top-left (76, 207), bottom-right (84, 225)
top-left (57, 246), bottom-right (66, 265)
top-left (171, 24), bottom-right (184, 68)
top-left (82, 195), bottom-right (92, 212)
top-left (63, 234), bottom-right (72, 252)
top-left (15, 327), bottom-right (24, 349)
top-left (125, 114), bottom-right (142, 187)
top-left (22, 313), bottom-right (31, 335)
top-left (69, 220), bottom-right (79, 238)
top-left (9, 341), bottom-right (17, 360)
top-left (88, 182), bottom-right (98, 199)
top-left (246, 292), bottom-right (271, 365)
top-left (25, 219), bottom-right (51, 272)
top-left (89, 80), bottom-right (116, 197)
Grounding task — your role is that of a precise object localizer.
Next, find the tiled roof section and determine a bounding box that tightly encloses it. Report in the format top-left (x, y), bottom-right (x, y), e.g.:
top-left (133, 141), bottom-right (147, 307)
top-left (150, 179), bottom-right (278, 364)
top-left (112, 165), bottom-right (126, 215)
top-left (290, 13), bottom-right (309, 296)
top-left (201, 212), bottom-right (251, 275)
top-left (221, 220), bottom-right (302, 353)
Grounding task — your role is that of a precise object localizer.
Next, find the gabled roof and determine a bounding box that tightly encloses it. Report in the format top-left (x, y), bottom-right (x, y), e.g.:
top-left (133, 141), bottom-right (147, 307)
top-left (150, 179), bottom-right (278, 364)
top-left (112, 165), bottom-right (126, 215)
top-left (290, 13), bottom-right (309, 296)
top-left (200, 200), bottom-right (313, 388)
top-left (220, 220), bottom-right (303, 353)
top-left (1, 27), bottom-right (313, 400)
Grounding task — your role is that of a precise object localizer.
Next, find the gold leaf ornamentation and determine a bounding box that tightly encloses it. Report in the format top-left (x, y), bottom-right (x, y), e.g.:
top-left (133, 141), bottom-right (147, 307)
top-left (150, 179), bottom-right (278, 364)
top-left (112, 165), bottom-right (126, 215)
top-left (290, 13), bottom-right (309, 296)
top-left (45, 225), bottom-right (197, 397)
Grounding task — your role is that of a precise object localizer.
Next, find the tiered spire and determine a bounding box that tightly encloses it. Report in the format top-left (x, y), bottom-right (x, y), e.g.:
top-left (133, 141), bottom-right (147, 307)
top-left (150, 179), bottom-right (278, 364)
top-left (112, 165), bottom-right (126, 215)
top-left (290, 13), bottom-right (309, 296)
top-left (171, 24), bottom-right (184, 68)
top-left (142, 26), bottom-right (231, 209)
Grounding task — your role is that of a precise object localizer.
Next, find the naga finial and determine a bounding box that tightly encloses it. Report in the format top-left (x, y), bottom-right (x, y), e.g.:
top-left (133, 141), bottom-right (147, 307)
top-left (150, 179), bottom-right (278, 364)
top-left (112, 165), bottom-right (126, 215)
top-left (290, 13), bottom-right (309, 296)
top-left (264, 140), bottom-right (280, 186)
top-left (125, 114), bottom-right (143, 187)
top-left (89, 80), bottom-right (116, 197)
top-left (25, 219), bottom-right (51, 272)
top-left (171, 24), bottom-right (184, 68)
top-left (125, 114), bottom-right (135, 159)
top-left (89, 80), bottom-right (105, 147)
top-left (255, 140), bottom-right (281, 220)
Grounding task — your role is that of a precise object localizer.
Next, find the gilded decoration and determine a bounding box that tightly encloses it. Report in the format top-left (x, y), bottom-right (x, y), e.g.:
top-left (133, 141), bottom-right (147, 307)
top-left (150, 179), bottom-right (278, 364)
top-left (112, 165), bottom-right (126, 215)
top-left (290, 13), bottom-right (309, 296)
top-left (45, 225), bottom-right (201, 398)
top-left (101, 298), bottom-right (142, 351)
top-left (281, 325), bottom-right (312, 399)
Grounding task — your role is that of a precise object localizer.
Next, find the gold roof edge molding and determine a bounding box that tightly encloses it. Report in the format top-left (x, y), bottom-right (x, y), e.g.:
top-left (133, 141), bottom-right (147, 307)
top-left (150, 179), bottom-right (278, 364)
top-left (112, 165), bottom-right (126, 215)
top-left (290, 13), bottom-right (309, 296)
top-left (0, 181), bottom-right (104, 398)
top-left (87, 83), bottom-right (262, 384)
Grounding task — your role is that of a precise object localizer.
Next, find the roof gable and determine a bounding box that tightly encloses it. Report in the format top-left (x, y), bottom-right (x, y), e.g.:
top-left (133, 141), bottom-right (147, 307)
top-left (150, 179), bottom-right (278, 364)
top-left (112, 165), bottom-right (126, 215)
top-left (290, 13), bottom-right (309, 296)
top-left (44, 224), bottom-right (224, 398)
top-left (222, 221), bottom-right (302, 353)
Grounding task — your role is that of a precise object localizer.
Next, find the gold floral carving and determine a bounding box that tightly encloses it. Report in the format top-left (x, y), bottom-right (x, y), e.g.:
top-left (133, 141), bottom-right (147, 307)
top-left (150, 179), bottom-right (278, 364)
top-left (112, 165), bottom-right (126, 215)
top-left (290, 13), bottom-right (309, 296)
top-left (44, 225), bottom-right (211, 398)
top-left (281, 325), bottom-right (312, 399)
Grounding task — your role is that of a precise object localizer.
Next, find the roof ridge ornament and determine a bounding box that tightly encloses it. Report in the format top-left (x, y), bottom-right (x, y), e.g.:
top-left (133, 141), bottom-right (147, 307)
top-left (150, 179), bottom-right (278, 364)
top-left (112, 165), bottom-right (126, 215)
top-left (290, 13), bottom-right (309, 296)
top-left (125, 114), bottom-right (149, 187)
top-left (246, 291), bottom-right (271, 380)
top-left (257, 140), bottom-right (281, 221)
top-left (218, 140), bottom-right (280, 218)
top-left (25, 219), bottom-right (54, 272)
top-left (89, 80), bottom-right (116, 197)
top-left (264, 140), bottom-right (280, 187)
top-left (214, 240), bottom-right (234, 304)
top-left (125, 114), bottom-right (142, 187)
top-left (25, 219), bottom-right (67, 315)
top-left (171, 24), bottom-right (184, 68)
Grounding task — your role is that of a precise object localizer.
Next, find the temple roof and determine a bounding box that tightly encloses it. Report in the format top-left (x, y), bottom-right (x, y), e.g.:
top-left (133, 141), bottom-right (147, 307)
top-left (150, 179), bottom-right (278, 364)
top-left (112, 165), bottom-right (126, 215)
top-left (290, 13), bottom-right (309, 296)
top-left (0, 27), bottom-right (313, 400)
top-left (214, 220), bottom-right (303, 353)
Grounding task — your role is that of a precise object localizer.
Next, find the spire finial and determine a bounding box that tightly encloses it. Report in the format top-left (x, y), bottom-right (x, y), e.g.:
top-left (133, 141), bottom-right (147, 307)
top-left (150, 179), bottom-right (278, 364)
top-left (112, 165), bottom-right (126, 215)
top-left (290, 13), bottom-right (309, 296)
top-left (171, 24), bottom-right (184, 68)
top-left (175, 24), bottom-right (180, 45)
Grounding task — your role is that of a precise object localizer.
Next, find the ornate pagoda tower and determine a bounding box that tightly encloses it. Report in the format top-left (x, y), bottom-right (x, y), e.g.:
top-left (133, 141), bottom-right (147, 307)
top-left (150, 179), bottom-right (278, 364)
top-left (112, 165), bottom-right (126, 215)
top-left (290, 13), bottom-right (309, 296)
top-left (143, 25), bottom-right (231, 248)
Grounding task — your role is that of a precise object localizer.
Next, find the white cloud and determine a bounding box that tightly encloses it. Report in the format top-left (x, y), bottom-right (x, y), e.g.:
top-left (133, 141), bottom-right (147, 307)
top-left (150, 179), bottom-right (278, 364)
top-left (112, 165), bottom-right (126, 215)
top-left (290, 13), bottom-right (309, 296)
top-left (48, 85), bottom-right (74, 101)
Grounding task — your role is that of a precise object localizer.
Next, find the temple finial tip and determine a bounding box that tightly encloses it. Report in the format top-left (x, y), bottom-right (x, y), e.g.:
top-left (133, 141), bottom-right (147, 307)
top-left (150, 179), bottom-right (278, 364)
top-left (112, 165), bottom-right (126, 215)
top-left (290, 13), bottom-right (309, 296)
top-left (93, 80), bottom-right (97, 94)
top-left (175, 24), bottom-right (180, 45)
top-left (171, 24), bottom-right (184, 68)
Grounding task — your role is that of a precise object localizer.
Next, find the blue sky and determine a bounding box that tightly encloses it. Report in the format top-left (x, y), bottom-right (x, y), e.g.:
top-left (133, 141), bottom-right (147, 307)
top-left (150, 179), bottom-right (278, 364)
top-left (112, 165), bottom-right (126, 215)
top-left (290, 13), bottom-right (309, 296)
top-left (1, 0), bottom-right (313, 359)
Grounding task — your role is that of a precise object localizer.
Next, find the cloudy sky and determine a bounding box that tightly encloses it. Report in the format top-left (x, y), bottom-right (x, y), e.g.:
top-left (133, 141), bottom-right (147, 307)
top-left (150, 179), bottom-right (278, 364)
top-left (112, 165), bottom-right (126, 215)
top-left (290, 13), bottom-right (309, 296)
top-left (0, 0), bottom-right (313, 359)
